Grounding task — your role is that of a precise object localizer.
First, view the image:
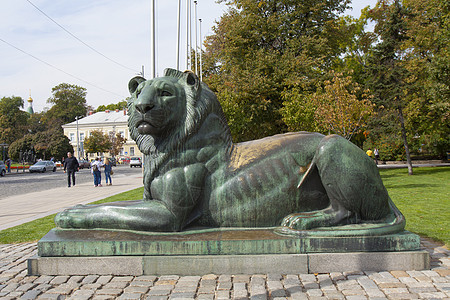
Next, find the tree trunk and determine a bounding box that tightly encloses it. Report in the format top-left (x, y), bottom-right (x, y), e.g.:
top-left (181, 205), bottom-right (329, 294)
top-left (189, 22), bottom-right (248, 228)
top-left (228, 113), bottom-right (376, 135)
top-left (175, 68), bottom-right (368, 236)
top-left (398, 107), bottom-right (413, 175)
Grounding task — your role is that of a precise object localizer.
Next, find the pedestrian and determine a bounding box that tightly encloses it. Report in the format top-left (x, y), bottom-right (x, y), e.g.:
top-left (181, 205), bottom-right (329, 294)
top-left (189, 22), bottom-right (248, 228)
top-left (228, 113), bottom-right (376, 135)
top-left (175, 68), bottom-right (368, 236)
top-left (63, 152), bottom-right (79, 187)
top-left (104, 158), bottom-right (113, 185)
top-left (5, 157), bottom-right (11, 173)
top-left (91, 157), bottom-right (103, 187)
top-left (366, 149), bottom-right (373, 158)
top-left (374, 148), bottom-right (380, 165)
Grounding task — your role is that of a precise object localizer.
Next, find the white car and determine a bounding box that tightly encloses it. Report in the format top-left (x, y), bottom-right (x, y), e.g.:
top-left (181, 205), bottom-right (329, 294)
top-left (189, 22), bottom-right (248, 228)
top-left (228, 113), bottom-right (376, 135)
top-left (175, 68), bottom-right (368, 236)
top-left (130, 157), bottom-right (142, 168)
top-left (29, 161), bottom-right (57, 173)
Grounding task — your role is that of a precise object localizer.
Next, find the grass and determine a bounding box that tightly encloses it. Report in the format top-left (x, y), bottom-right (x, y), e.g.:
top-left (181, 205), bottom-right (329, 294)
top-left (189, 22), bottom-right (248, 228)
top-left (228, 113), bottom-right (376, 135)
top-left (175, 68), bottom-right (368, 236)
top-left (0, 167), bottom-right (448, 246)
top-left (379, 167), bottom-right (449, 246)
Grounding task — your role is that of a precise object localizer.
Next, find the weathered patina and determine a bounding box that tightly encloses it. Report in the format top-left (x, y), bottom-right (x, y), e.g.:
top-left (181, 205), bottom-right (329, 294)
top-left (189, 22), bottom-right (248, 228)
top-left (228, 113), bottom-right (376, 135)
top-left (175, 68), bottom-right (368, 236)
top-left (55, 69), bottom-right (405, 236)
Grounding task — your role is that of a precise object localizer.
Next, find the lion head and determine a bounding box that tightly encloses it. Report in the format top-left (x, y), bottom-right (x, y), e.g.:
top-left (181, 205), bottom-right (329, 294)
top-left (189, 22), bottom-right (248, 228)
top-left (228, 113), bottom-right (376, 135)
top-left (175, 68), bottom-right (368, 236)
top-left (127, 68), bottom-right (231, 157)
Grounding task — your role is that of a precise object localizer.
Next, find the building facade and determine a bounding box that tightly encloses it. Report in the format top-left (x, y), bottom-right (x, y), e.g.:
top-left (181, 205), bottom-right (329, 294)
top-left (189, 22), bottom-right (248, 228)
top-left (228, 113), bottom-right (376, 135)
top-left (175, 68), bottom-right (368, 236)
top-left (62, 109), bottom-right (142, 160)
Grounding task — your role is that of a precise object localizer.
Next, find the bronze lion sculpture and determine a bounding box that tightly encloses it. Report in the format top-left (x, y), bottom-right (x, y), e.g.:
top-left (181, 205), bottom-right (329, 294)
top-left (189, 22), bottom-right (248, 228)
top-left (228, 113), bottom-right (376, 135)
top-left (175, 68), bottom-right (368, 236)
top-left (55, 68), bottom-right (405, 236)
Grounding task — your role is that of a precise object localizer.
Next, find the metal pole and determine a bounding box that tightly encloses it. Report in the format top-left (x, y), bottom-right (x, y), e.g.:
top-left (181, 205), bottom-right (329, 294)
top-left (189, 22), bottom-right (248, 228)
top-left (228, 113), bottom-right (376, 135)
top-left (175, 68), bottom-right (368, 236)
top-left (76, 116), bottom-right (80, 159)
top-left (199, 18), bottom-right (203, 81)
top-left (189, 0), bottom-right (192, 70)
top-left (194, 1), bottom-right (198, 76)
top-left (176, 0), bottom-right (181, 70)
top-left (186, 0), bottom-right (189, 70)
top-left (150, 0), bottom-right (156, 78)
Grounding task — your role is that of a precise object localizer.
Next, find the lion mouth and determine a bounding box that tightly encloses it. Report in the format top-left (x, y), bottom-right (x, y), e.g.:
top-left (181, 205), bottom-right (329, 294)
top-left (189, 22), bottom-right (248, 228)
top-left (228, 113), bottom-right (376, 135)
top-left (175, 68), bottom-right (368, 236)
top-left (136, 120), bottom-right (158, 134)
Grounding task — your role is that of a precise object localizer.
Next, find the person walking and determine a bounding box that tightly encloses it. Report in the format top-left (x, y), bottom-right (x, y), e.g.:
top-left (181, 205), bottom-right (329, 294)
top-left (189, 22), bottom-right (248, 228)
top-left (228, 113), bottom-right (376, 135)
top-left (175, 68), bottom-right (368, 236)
top-left (63, 152), bottom-right (79, 187)
top-left (104, 158), bottom-right (113, 185)
top-left (374, 148), bottom-right (380, 165)
top-left (5, 158), bottom-right (11, 173)
top-left (91, 157), bottom-right (103, 187)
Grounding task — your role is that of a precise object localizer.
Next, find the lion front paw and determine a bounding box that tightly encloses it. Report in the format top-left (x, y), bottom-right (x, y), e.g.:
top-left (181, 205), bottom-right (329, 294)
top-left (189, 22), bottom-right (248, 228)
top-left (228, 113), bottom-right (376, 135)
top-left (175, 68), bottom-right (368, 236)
top-left (281, 212), bottom-right (326, 230)
top-left (54, 205), bottom-right (93, 229)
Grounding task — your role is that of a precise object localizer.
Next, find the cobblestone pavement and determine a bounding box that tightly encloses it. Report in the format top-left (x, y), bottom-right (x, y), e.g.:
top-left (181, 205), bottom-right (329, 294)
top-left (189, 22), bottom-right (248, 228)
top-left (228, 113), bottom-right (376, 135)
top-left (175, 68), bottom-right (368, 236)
top-left (0, 239), bottom-right (448, 299)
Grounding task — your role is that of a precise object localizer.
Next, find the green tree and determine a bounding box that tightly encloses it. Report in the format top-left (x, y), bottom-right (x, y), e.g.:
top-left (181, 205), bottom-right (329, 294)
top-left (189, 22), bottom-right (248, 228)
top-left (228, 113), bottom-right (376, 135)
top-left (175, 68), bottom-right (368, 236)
top-left (401, 0), bottom-right (450, 157)
top-left (109, 132), bottom-right (127, 157)
top-left (0, 96), bottom-right (29, 145)
top-left (83, 129), bottom-right (112, 155)
top-left (365, 0), bottom-right (414, 174)
top-left (8, 134), bottom-right (34, 161)
top-left (42, 83), bottom-right (88, 127)
top-left (203, 0), bottom-right (350, 142)
top-left (96, 100), bottom-right (128, 112)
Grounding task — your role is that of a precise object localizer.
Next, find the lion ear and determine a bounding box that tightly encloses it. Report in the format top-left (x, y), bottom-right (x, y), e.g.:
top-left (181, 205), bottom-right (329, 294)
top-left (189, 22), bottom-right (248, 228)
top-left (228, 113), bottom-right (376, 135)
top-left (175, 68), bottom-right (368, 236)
top-left (183, 71), bottom-right (200, 91)
top-left (128, 76), bottom-right (146, 95)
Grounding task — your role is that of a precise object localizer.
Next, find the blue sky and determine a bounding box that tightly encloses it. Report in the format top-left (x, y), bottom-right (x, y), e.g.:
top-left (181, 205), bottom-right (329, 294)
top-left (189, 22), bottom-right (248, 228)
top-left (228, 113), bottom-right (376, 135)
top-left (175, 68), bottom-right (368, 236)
top-left (0, 1), bottom-right (376, 113)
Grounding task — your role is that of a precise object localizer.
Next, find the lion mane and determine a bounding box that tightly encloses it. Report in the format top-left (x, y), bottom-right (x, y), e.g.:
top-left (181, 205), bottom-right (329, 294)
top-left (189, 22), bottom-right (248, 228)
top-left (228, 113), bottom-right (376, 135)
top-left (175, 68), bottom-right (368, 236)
top-left (127, 68), bottom-right (231, 186)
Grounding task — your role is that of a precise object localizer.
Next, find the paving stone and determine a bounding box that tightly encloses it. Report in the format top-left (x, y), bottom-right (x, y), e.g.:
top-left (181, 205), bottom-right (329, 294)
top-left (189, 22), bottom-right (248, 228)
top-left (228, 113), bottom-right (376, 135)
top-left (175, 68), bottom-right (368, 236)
top-left (345, 296), bottom-right (367, 300)
top-left (201, 274), bottom-right (217, 280)
top-left (38, 292), bottom-right (65, 299)
top-left (341, 288), bottom-right (366, 296)
top-left (95, 288), bottom-right (123, 296)
top-left (111, 276), bottom-right (134, 282)
top-left (217, 281), bottom-right (232, 290)
top-left (215, 290), bottom-right (230, 299)
top-left (390, 270), bottom-right (409, 278)
top-left (123, 285), bottom-right (149, 293)
top-left (20, 289), bottom-right (42, 299)
top-left (381, 287), bottom-right (409, 294)
top-left (417, 291), bottom-right (447, 298)
top-left (81, 275), bottom-right (99, 285)
top-left (135, 275), bottom-right (157, 282)
top-left (68, 289), bottom-right (95, 300)
top-left (103, 281), bottom-right (129, 289)
top-left (80, 283), bottom-right (102, 290)
top-left (365, 288), bottom-right (385, 297)
top-left (129, 280), bottom-right (154, 287)
top-left (169, 291), bottom-right (196, 298)
top-left (96, 275), bottom-right (113, 285)
top-left (197, 294), bottom-right (214, 300)
top-left (305, 289), bottom-right (323, 297)
top-left (299, 274), bottom-right (316, 282)
top-left (377, 282), bottom-right (406, 289)
top-left (49, 276), bottom-right (69, 285)
top-left (233, 275), bottom-right (251, 283)
top-left (358, 278), bottom-right (378, 290)
top-left (117, 292), bottom-right (142, 300)
top-left (144, 296), bottom-right (168, 300)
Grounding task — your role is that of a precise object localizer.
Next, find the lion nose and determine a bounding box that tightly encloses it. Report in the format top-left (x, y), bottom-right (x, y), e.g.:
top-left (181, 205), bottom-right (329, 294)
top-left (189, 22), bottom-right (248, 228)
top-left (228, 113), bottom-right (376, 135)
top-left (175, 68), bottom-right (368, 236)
top-left (135, 103), bottom-right (154, 114)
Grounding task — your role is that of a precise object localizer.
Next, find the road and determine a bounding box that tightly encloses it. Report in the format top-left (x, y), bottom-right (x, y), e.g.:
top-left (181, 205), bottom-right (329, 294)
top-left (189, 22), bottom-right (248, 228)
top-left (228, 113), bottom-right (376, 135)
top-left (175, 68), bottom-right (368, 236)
top-left (0, 165), bottom-right (143, 200)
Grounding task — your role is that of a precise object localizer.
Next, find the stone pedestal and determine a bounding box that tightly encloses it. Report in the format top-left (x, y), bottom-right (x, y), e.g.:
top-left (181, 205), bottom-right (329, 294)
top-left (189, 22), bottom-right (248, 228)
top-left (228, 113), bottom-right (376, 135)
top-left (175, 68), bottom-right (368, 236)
top-left (28, 228), bottom-right (430, 275)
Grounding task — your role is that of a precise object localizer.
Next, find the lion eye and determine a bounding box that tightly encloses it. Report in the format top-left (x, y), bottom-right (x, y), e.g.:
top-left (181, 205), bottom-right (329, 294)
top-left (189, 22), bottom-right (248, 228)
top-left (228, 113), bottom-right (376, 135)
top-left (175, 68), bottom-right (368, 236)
top-left (161, 90), bottom-right (172, 97)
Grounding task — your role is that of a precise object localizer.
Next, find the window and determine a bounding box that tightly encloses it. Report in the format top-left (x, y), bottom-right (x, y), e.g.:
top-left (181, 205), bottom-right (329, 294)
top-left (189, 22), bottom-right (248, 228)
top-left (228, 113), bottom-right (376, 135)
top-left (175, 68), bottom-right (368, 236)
top-left (119, 131), bottom-right (125, 138)
top-left (80, 133), bottom-right (85, 141)
top-left (119, 148), bottom-right (124, 156)
top-left (69, 133), bottom-right (75, 142)
top-left (130, 147), bottom-right (135, 156)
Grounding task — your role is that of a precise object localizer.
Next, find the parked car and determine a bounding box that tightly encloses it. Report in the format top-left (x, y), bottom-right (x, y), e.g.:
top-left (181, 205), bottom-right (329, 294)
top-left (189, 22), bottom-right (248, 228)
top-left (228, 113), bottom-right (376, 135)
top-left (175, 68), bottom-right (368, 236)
top-left (119, 157), bottom-right (130, 164)
top-left (78, 159), bottom-right (91, 169)
top-left (130, 157), bottom-right (142, 168)
top-left (54, 161), bottom-right (63, 167)
top-left (29, 160), bottom-right (56, 173)
top-left (0, 161), bottom-right (6, 177)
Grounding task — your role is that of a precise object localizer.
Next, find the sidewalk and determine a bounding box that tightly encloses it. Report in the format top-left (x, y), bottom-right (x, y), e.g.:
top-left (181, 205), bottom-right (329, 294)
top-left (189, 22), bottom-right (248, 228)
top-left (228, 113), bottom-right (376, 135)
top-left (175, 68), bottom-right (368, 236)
top-left (0, 173), bottom-right (143, 231)
top-left (0, 238), bottom-right (448, 299)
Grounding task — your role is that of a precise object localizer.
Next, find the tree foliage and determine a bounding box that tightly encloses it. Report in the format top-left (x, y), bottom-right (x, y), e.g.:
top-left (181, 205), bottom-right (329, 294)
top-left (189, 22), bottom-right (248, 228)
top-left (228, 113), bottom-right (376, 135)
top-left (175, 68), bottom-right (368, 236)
top-left (0, 96), bottom-right (29, 145)
top-left (109, 132), bottom-right (127, 157)
top-left (83, 129), bottom-right (112, 155)
top-left (312, 72), bottom-right (375, 140)
top-left (42, 83), bottom-right (88, 127)
top-left (96, 100), bottom-right (128, 112)
top-left (203, 0), bottom-right (350, 141)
